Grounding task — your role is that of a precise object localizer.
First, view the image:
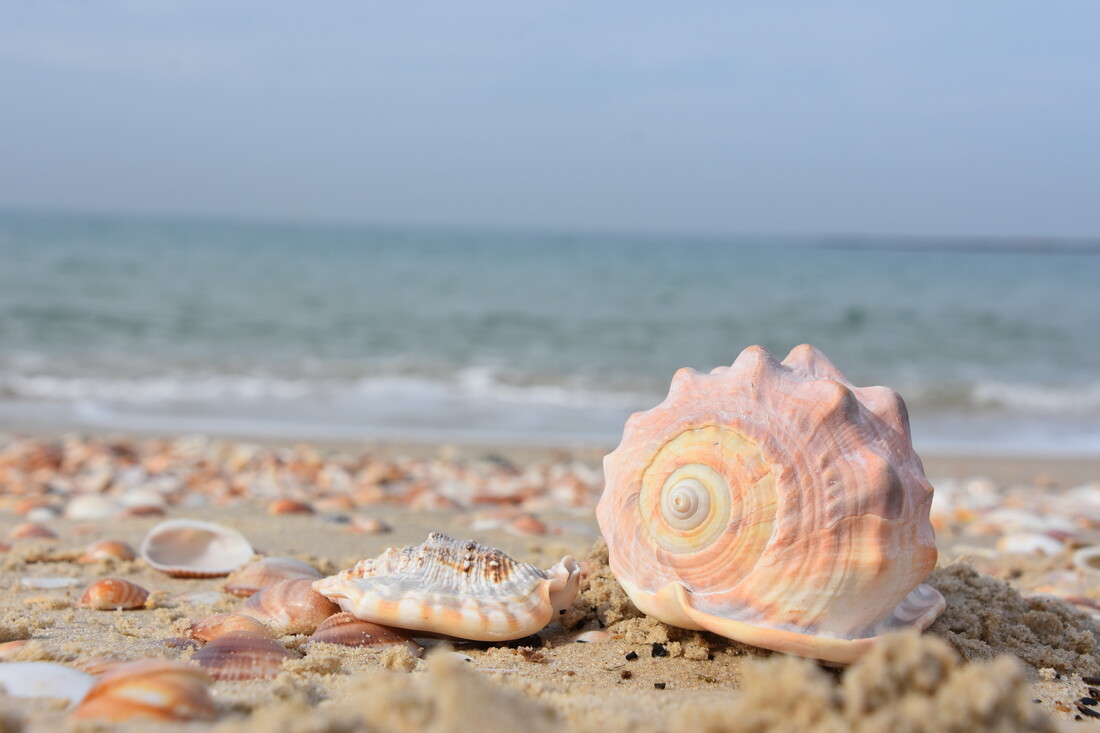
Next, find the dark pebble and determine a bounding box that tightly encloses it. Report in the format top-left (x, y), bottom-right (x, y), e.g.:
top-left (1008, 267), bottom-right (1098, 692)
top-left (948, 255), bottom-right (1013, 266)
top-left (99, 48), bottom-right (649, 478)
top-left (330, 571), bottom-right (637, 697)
top-left (1077, 704), bottom-right (1100, 719)
top-left (1083, 676), bottom-right (1100, 686)
top-left (651, 642), bottom-right (669, 658)
top-left (620, 670), bottom-right (632, 680)
top-left (625, 651), bottom-right (638, 661)
top-left (1032, 699), bottom-right (1041, 704)
top-left (654, 682), bottom-right (666, 690)
top-left (575, 640), bottom-right (587, 644)
top-left (1080, 697), bottom-right (1098, 707)
top-left (559, 609), bottom-right (566, 615)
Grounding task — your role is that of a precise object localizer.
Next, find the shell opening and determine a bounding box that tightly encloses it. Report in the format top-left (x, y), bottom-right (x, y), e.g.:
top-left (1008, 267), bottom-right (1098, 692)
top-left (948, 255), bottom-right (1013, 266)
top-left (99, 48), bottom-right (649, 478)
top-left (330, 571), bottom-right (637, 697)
top-left (545, 556), bottom-right (580, 615)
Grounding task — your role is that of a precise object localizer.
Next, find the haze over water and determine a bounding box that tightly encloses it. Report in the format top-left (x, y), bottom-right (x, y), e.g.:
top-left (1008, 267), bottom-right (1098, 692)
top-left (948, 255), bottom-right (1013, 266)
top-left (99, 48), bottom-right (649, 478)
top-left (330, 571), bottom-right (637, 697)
top-left (1, 211), bottom-right (1097, 456)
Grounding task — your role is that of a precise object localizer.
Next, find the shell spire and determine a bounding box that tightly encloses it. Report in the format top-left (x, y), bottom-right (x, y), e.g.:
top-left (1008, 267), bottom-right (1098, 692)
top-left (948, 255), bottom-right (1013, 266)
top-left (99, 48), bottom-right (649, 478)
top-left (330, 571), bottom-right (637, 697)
top-left (596, 344), bottom-right (944, 664)
top-left (312, 533), bottom-right (580, 641)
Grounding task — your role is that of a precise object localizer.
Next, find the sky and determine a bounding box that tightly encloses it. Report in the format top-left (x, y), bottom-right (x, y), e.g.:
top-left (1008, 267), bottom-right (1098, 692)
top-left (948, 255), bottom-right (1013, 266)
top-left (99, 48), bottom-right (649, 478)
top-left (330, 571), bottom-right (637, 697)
top-left (0, 2), bottom-right (1098, 238)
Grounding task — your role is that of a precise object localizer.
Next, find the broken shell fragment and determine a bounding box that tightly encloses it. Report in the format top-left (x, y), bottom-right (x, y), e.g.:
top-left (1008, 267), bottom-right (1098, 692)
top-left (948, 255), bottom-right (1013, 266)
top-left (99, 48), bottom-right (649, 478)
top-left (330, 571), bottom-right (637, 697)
top-left (79, 539), bottom-right (137, 563)
top-left (596, 344), bottom-right (945, 665)
top-left (237, 578), bottom-right (340, 634)
top-left (312, 532), bottom-right (580, 641)
top-left (223, 556), bottom-right (323, 597)
top-left (307, 612), bottom-right (424, 656)
top-left (192, 630), bottom-right (297, 681)
top-left (79, 578), bottom-right (150, 610)
top-left (187, 613), bottom-right (273, 643)
top-left (139, 519), bottom-right (254, 577)
top-left (71, 659), bottom-right (215, 722)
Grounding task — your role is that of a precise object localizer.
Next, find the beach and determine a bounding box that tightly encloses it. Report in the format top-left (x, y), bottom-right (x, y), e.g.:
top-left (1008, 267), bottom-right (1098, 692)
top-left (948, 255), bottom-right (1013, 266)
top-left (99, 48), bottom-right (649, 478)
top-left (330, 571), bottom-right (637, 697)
top-left (0, 431), bottom-right (1098, 731)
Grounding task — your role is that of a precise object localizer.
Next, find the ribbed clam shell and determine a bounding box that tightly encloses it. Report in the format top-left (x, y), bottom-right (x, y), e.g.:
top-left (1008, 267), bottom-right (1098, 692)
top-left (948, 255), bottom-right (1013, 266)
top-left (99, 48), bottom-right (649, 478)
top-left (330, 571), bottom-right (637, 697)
top-left (71, 659), bottom-right (215, 722)
top-left (307, 612), bottom-right (423, 656)
top-left (312, 533), bottom-right (580, 641)
top-left (187, 613), bottom-right (273, 642)
top-left (79, 578), bottom-right (150, 610)
top-left (139, 519), bottom-right (254, 577)
top-left (192, 630), bottom-right (297, 681)
top-left (223, 556), bottom-right (323, 597)
top-left (237, 578), bottom-right (339, 634)
top-left (596, 344), bottom-right (945, 665)
top-left (79, 539), bottom-right (137, 563)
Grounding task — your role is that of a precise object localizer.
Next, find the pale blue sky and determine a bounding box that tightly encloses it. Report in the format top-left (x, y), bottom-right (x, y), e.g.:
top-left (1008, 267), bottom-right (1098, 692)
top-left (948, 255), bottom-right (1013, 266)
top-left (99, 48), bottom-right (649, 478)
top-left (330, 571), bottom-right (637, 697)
top-left (1, 2), bottom-right (1098, 237)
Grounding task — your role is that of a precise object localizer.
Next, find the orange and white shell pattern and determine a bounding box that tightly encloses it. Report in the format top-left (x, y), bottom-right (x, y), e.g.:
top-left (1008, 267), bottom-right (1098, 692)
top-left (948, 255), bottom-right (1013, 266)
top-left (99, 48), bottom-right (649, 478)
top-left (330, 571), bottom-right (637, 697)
top-left (596, 344), bottom-right (945, 664)
top-left (312, 533), bottom-right (580, 641)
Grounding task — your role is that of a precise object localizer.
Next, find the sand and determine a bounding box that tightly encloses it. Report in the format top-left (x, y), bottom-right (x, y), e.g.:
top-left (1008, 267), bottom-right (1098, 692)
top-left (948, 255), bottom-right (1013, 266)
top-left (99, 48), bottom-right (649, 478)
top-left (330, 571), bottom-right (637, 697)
top-left (0, 433), bottom-right (1098, 731)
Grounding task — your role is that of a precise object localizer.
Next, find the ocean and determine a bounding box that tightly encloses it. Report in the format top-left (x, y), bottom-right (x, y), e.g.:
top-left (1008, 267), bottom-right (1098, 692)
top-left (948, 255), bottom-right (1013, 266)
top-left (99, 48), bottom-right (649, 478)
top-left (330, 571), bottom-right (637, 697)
top-left (1, 211), bottom-right (1098, 456)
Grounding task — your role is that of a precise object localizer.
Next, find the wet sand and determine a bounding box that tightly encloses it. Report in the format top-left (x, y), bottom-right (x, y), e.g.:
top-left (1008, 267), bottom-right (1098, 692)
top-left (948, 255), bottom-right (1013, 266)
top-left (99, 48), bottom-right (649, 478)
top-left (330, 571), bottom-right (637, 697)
top-left (0, 433), bottom-right (1098, 731)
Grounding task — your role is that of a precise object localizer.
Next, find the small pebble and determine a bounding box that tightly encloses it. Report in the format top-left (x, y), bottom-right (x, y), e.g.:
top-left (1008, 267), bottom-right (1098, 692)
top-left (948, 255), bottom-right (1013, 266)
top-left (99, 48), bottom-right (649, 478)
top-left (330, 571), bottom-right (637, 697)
top-left (1080, 697), bottom-right (1098, 707)
top-left (1089, 687), bottom-right (1100, 698)
top-left (620, 670), bottom-right (632, 680)
top-left (625, 651), bottom-right (638, 661)
top-left (651, 643), bottom-right (668, 658)
top-left (1083, 675), bottom-right (1100, 686)
top-left (654, 682), bottom-right (666, 690)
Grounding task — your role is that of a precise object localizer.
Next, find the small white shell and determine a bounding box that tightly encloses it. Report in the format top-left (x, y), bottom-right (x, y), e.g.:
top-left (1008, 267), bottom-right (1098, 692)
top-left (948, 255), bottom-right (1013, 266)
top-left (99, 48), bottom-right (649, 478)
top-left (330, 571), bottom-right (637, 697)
top-left (1074, 546), bottom-right (1100, 576)
top-left (139, 519), bottom-right (254, 577)
top-left (313, 532), bottom-right (580, 641)
top-left (0, 662), bottom-right (95, 706)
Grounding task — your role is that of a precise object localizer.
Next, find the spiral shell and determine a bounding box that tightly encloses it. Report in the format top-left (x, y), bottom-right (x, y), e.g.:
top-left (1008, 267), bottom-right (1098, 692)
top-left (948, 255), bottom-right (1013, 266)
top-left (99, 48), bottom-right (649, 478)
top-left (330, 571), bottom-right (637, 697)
top-left (79, 578), bottom-right (150, 610)
top-left (312, 532), bottom-right (581, 641)
top-left (596, 344), bottom-right (945, 664)
top-left (70, 659), bottom-right (215, 722)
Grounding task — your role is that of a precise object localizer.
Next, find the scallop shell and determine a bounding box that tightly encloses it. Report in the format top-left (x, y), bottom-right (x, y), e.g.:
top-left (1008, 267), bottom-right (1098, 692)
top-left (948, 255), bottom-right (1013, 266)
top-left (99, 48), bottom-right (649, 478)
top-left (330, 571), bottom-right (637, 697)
top-left (9, 522), bottom-right (57, 540)
top-left (187, 613), bottom-right (273, 642)
top-left (596, 344), bottom-right (945, 665)
top-left (70, 659), bottom-right (215, 722)
top-left (223, 556), bottom-right (323, 597)
top-left (79, 539), bottom-right (137, 563)
top-left (79, 578), bottom-right (150, 610)
top-left (139, 519), bottom-right (254, 577)
top-left (237, 578), bottom-right (340, 634)
top-left (192, 630), bottom-right (297, 681)
top-left (312, 532), bottom-right (581, 641)
top-left (307, 612), bottom-right (424, 656)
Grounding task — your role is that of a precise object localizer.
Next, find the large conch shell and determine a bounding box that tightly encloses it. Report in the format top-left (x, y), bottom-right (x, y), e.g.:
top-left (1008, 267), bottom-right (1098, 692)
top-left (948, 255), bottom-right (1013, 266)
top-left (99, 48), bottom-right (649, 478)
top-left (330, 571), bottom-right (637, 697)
top-left (596, 344), bottom-right (945, 665)
top-left (312, 533), bottom-right (580, 641)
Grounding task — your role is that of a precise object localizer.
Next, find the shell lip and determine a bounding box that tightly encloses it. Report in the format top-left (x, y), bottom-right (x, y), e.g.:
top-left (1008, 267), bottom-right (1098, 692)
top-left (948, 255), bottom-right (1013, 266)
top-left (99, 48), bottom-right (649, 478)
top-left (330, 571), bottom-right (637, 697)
top-left (628, 579), bottom-right (946, 665)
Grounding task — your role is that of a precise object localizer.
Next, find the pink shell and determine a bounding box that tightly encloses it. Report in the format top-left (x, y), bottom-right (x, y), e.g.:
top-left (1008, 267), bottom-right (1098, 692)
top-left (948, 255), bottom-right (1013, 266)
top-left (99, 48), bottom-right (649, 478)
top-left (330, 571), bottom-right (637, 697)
top-left (596, 344), bottom-right (944, 664)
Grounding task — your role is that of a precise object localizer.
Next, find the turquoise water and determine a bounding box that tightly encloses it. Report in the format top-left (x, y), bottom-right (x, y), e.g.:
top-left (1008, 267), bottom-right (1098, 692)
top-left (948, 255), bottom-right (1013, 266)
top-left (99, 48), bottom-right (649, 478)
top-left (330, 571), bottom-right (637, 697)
top-left (1, 211), bottom-right (1098, 454)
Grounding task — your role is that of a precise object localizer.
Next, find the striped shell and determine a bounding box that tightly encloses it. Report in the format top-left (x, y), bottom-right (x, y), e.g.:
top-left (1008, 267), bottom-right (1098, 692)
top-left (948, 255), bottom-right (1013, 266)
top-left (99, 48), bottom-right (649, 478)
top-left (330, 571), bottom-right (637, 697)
top-left (596, 344), bottom-right (945, 664)
top-left (70, 659), bottom-right (215, 722)
top-left (237, 578), bottom-right (340, 634)
top-left (308, 612), bottom-right (424, 656)
top-left (192, 630), bottom-right (297, 681)
top-left (223, 556), bottom-right (323, 597)
top-left (139, 519), bottom-right (254, 577)
top-left (312, 533), bottom-right (580, 641)
top-left (79, 578), bottom-right (150, 610)
top-left (187, 613), bottom-right (273, 642)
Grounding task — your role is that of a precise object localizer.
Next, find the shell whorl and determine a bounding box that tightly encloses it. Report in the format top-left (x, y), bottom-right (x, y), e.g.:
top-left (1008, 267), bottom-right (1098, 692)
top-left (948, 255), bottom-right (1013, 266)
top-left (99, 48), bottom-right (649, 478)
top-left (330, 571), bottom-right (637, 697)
top-left (597, 344), bottom-right (944, 663)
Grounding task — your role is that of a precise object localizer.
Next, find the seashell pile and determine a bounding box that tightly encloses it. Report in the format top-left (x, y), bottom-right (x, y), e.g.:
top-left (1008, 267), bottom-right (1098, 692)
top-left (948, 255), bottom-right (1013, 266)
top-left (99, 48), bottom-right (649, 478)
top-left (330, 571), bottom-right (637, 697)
top-left (313, 532), bottom-right (581, 641)
top-left (140, 519), bottom-right (254, 577)
top-left (597, 344), bottom-right (945, 664)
